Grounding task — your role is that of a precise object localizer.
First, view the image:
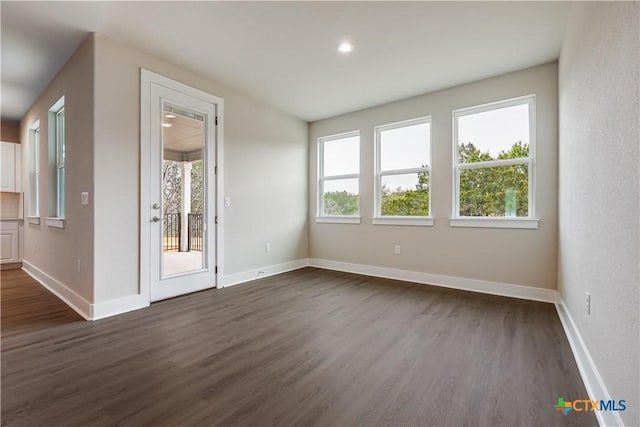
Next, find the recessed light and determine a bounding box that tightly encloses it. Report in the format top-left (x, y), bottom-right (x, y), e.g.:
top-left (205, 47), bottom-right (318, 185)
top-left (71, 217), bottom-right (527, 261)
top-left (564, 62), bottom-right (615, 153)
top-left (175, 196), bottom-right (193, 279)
top-left (165, 113), bottom-right (176, 119)
top-left (162, 123), bottom-right (172, 128)
top-left (337, 41), bottom-right (354, 53)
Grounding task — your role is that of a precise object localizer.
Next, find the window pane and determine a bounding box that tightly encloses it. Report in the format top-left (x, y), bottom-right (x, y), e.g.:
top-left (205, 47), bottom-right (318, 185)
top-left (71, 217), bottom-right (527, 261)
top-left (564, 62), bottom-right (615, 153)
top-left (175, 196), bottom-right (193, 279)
top-left (57, 167), bottom-right (65, 217)
top-left (458, 103), bottom-right (529, 163)
top-left (29, 129), bottom-right (40, 217)
top-left (29, 172), bottom-right (38, 216)
top-left (57, 109), bottom-right (65, 165)
top-left (323, 178), bottom-right (359, 216)
top-left (30, 130), bottom-right (38, 173)
top-left (459, 164), bottom-right (528, 217)
top-left (380, 122), bottom-right (430, 171)
top-left (36, 173), bottom-right (40, 213)
top-left (323, 135), bottom-right (359, 176)
top-left (381, 173), bottom-right (429, 216)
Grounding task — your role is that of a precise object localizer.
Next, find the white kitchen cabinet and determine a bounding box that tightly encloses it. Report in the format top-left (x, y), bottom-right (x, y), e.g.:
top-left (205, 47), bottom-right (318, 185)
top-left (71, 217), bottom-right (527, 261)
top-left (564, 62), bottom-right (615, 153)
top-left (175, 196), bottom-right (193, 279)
top-left (0, 141), bottom-right (21, 192)
top-left (0, 221), bottom-right (20, 264)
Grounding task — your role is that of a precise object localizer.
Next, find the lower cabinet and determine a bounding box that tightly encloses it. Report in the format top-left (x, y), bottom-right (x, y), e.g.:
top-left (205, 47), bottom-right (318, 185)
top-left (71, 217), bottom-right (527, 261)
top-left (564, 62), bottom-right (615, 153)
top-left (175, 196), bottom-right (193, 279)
top-left (0, 221), bottom-right (20, 264)
top-left (0, 142), bottom-right (21, 193)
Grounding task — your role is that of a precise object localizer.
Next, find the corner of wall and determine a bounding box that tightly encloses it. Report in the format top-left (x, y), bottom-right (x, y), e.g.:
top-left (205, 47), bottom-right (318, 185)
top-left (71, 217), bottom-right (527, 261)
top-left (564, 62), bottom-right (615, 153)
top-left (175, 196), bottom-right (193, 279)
top-left (19, 31), bottom-right (96, 306)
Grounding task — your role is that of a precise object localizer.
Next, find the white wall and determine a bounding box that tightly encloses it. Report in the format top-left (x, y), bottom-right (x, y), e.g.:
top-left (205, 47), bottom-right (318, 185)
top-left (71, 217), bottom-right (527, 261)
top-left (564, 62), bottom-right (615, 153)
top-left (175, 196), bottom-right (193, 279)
top-left (19, 36), bottom-right (95, 302)
top-left (558, 2), bottom-right (639, 425)
top-left (93, 34), bottom-right (308, 302)
top-left (309, 63), bottom-right (558, 290)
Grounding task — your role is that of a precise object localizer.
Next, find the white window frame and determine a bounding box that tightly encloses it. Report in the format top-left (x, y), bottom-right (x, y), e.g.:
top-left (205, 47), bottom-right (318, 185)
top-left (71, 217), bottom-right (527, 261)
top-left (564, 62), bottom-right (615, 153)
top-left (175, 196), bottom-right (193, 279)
top-left (451, 95), bottom-right (538, 229)
top-left (373, 116), bottom-right (433, 226)
top-left (316, 130), bottom-right (361, 224)
top-left (27, 120), bottom-right (41, 224)
top-left (46, 96), bottom-right (65, 228)
top-left (56, 107), bottom-right (65, 217)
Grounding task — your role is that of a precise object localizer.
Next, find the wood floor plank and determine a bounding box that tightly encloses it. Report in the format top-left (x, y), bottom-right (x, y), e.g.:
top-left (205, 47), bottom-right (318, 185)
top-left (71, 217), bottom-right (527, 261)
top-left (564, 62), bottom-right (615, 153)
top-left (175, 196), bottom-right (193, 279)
top-left (1, 267), bottom-right (596, 426)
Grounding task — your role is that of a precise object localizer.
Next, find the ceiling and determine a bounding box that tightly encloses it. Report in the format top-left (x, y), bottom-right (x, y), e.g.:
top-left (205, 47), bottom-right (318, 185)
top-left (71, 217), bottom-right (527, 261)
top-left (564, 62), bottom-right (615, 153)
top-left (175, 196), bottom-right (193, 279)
top-left (1, 1), bottom-right (572, 123)
top-left (163, 111), bottom-right (204, 155)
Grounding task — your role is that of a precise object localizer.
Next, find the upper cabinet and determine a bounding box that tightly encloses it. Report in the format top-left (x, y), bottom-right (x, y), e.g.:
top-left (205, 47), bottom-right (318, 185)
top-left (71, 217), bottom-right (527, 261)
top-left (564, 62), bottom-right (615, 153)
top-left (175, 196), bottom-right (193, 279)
top-left (0, 142), bottom-right (21, 193)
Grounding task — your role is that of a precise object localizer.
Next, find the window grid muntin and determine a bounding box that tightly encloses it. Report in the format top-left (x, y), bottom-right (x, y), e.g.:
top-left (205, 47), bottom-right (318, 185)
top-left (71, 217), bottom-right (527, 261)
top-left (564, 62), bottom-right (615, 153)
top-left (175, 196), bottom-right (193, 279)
top-left (56, 107), bottom-right (65, 218)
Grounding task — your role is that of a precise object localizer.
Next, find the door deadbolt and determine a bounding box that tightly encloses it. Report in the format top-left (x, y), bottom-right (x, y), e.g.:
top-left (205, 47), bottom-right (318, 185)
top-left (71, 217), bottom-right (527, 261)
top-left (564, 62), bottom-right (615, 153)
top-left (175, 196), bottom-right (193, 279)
top-left (152, 216), bottom-right (160, 222)
top-left (152, 203), bottom-right (160, 210)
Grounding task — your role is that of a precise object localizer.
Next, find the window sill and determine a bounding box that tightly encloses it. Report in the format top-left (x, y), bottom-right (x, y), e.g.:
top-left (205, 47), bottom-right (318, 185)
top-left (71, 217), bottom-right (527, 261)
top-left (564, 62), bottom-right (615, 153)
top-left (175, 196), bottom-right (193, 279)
top-left (45, 217), bottom-right (65, 229)
top-left (26, 217), bottom-right (41, 225)
top-left (372, 216), bottom-right (434, 226)
top-left (315, 216), bottom-right (361, 224)
top-left (449, 217), bottom-right (538, 229)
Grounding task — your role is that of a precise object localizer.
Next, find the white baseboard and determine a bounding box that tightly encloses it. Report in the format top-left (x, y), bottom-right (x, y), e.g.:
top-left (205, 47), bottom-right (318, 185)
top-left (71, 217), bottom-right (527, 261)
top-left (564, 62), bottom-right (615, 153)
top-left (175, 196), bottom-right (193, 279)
top-left (220, 258), bottom-right (310, 288)
top-left (221, 257), bottom-right (557, 304)
top-left (91, 294), bottom-right (149, 320)
top-left (22, 260), bottom-right (92, 320)
top-left (21, 256), bottom-right (557, 319)
top-left (308, 258), bottom-right (558, 303)
top-left (22, 260), bottom-right (150, 321)
top-left (555, 299), bottom-right (624, 427)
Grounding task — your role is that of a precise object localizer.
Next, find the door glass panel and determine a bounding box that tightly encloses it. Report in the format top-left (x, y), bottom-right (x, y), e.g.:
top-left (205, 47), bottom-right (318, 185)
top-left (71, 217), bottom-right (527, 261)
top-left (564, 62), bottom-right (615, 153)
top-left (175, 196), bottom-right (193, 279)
top-left (161, 103), bottom-right (206, 277)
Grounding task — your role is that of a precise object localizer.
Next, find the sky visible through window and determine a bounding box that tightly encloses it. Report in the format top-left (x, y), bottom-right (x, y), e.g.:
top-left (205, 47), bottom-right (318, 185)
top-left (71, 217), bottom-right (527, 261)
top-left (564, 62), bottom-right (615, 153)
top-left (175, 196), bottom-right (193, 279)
top-left (458, 103), bottom-right (529, 158)
top-left (380, 122), bottom-right (430, 191)
top-left (324, 178), bottom-right (359, 194)
top-left (323, 135), bottom-right (359, 194)
top-left (323, 136), bottom-right (359, 176)
top-left (381, 122), bottom-right (430, 171)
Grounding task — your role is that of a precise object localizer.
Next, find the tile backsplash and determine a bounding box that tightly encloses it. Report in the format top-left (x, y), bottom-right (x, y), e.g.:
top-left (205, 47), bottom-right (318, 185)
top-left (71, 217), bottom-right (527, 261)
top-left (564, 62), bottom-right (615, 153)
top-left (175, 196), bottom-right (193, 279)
top-left (0, 192), bottom-right (21, 218)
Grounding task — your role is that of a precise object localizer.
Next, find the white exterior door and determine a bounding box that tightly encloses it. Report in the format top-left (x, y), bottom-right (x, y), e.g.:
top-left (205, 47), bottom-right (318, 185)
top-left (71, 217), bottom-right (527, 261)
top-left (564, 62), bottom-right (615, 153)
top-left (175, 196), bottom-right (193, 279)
top-left (141, 70), bottom-right (222, 302)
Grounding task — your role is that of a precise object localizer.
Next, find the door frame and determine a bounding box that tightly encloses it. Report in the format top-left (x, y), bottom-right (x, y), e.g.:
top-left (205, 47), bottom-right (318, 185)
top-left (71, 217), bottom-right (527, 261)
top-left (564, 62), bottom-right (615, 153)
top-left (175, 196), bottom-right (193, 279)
top-left (140, 69), bottom-right (224, 304)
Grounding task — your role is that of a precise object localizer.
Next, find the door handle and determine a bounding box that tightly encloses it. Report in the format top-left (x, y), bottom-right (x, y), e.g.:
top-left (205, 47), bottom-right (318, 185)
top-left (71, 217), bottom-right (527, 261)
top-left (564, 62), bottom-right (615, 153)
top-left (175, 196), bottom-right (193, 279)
top-left (152, 216), bottom-right (160, 222)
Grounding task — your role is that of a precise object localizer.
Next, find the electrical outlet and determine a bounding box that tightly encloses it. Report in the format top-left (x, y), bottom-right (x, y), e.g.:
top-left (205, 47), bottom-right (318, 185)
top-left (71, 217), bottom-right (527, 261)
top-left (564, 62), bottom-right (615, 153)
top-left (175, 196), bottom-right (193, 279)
top-left (585, 292), bottom-right (591, 315)
top-left (394, 245), bottom-right (401, 255)
top-left (265, 243), bottom-right (271, 253)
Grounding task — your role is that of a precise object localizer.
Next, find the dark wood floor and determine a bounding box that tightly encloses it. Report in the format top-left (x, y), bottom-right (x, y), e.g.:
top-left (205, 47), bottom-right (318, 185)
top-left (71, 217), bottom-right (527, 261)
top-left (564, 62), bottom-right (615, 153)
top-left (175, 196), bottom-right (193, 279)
top-left (1, 267), bottom-right (596, 426)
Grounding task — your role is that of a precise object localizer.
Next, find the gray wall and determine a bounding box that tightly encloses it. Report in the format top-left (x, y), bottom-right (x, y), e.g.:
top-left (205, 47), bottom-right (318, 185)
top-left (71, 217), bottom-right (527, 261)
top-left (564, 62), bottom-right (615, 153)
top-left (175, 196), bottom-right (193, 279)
top-left (558, 2), bottom-right (639, 424)
top-left (20, 36), bottom-right (95, 302)
top-left (309, 63), bottom-right (558, 289)
top-left (93, 34), bottom-right (308, 302)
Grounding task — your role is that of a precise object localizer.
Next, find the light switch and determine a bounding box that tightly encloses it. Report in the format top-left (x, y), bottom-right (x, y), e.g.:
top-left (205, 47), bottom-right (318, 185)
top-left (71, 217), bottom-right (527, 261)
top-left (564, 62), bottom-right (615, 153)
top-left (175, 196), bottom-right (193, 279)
top-left (81, 192), bottom-right (89, 205)
top-left (224, 197), bottom-right (231, 207)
